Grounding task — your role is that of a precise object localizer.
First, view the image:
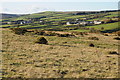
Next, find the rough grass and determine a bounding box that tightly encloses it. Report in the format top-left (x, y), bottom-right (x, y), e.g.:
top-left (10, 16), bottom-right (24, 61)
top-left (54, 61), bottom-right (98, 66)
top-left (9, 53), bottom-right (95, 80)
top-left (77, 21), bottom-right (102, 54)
top-left (2, 29), bottom-right (119, 78)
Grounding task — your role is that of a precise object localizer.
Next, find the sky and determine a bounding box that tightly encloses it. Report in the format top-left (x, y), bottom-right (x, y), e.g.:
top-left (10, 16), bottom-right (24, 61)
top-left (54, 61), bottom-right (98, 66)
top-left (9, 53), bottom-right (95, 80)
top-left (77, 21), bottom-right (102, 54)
top-left (0, 0), bottom-right (120, 2)
top-left (0, 0), bottom-right (119, 14)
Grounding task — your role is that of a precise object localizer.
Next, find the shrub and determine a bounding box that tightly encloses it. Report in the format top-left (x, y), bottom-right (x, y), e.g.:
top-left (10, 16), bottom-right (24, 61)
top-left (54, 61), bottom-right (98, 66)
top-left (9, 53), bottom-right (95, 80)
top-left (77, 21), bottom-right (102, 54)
top-left (103, 33), bottom-right (109, 36)
top-left (57, 33), bottom-right (74, 37)
top-left (71, 32), bottom-right (84, 35)
top-left (44, 32), bottom-right (58, 36)
top-left (57, 34), bottom-right (68, 37)
top-left (10, 63), bottom-right (21, 66)
top-left (101, 27), bottom-right (104, 30)
top-left (35, 37), bottom-right (48, 44)
top-left (116, 31), bottom-right (120, 36)
top-left (114, 37), bottom-right (120, 40)
top-left (108, 51), bottom-right (119, 55)
top-left (57, 70), bottom-right (68, 78)
top-left (89, 28), bottom-right (101, 33)
top-left (10, 28), bottom-right (27, 35)
top-left (88, 37), bottom-right (99, 40)
top-left (89, 43), bottom-right (95, 47)
top-left (82, 68), bottom-right (89, 71)
top-left (34, 30), bottom-right (45, 35)
top-left (83, 32), bottom-right (88, 35)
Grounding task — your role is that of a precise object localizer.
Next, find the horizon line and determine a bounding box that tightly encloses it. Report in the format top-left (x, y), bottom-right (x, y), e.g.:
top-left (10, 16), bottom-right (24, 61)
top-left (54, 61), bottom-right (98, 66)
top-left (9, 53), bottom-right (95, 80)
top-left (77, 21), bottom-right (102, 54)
top-left (1, 9), bottom-right (119, 15)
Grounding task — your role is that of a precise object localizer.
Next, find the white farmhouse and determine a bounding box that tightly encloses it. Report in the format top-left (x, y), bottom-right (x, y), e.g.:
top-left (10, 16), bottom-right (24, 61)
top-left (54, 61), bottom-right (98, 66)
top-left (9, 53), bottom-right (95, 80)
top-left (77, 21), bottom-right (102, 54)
top-left (94, 21), bottom-right (102, 25)
top-left (79, 21), bottom-right (88, 25)
top-left (20, 22), bottom-right (24, 24)
top-left (40, 21), bottom-right (43, 23)
top-left (7, 22), bottom-right (11, 24)
top-left (66, 22), bottom-right (71, 25)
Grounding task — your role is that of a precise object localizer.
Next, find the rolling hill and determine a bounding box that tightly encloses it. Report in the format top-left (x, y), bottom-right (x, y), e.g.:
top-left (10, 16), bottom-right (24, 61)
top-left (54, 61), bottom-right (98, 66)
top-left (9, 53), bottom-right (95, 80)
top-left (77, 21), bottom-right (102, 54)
top-left (1, 10), bottom-right (119, 33)
top-left (0, 13), bottom-right (24, 19)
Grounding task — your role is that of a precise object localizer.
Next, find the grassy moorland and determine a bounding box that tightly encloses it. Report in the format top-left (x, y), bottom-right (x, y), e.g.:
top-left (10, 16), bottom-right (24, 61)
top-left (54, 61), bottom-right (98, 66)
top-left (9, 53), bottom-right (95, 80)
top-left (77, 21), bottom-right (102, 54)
top-left (1, 10), bottom-right (119, 78)
top-left (2, 28), bottom-right (119, 78)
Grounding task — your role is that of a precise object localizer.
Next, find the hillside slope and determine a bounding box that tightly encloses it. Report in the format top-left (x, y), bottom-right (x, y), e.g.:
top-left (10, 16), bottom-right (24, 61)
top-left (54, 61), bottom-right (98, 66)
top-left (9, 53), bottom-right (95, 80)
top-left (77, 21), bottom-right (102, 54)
top-left (2, 28), bottom-right (119, 78)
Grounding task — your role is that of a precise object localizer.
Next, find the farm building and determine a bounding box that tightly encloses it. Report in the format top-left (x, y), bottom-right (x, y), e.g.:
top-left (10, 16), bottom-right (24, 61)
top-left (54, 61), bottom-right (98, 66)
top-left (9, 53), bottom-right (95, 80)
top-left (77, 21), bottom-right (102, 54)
top-left (93, 21), bottom-right (102, 25)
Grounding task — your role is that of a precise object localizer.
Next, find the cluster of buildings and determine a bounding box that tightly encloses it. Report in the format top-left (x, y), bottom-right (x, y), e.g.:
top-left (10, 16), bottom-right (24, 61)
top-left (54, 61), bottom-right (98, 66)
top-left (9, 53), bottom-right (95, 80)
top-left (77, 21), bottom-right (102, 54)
top-left (3, 16), bottom-right (46, 25)
top-left (66, 16), bottom-right (119, 26)
top-left (7, 20), bottom-right (32, 25)
top-left (1, 16), bottom-right (118, 27)
top-left (6, 20), bottom-right (44, 25)
top-left (66, 20), bottom-right (102, 26)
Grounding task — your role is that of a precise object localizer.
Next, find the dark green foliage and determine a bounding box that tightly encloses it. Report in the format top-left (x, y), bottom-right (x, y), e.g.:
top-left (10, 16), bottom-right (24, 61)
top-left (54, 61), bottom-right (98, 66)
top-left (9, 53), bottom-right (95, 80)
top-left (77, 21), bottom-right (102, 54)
top-left (35, 37), bottom-right (48, 44)
top-left (88, 37), bottom-right (99, 40)
top-left (10, 28), bottom-right (27, 35)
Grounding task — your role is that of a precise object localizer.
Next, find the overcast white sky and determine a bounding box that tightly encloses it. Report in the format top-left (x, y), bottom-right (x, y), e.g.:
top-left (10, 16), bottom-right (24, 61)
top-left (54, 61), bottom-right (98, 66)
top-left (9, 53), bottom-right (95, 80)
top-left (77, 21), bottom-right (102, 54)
top-left (0, 0), bottom-right (119, 14)
top-left (0, 0), bottom-right (120, 2)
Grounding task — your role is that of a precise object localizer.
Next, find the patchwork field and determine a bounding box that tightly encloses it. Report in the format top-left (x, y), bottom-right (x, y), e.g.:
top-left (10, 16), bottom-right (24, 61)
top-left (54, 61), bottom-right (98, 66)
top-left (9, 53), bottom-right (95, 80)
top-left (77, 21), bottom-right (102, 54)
top-left (2, 28), bottom-right (119, 78)
top-left (1, 11), bottom-right (119, 32)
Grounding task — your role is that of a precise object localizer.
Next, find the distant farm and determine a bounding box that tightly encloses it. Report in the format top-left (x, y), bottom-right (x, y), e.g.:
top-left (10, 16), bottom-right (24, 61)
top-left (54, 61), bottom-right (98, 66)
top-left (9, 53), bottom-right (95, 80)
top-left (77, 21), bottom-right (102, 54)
top-left (1, 10), bottom-right (119, 33)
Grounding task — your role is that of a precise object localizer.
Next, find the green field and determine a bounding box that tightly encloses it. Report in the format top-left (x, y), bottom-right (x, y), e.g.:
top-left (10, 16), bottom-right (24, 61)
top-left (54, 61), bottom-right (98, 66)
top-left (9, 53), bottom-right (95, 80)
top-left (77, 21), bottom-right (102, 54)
top-left (86, 22), bottom-right (118, 30)
top-left (1, 11), bottom-right (119, 33)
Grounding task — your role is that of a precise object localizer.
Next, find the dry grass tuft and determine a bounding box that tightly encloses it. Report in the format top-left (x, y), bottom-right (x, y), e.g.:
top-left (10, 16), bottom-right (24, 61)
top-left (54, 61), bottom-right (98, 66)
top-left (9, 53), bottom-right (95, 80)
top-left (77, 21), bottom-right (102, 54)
top-left (35, 37), bottom-right (48, 44)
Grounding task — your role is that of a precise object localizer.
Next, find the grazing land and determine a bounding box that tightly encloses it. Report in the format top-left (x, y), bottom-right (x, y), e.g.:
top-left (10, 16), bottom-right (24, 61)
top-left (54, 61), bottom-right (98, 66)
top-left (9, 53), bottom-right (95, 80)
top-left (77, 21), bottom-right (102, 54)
top-left (1, 10), bottom-right (119, 78)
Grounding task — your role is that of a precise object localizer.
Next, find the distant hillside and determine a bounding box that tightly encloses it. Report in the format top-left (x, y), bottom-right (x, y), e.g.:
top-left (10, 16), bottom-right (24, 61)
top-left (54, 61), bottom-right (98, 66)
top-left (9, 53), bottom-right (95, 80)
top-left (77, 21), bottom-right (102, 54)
top-left (1, 10), bottom-right (118, 20)
top-left (73, 10), bottom-right (119, 15)
top-left (0, 13), bottom-right (22, 19)
top-left (1, 10), bottom-right (118, 33)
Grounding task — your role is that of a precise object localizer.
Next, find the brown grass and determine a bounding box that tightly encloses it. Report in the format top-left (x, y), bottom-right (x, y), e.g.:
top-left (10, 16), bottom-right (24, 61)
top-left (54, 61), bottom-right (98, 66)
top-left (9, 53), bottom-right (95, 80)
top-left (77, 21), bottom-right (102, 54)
top-left (2, 29), bottom-right (119, 78)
